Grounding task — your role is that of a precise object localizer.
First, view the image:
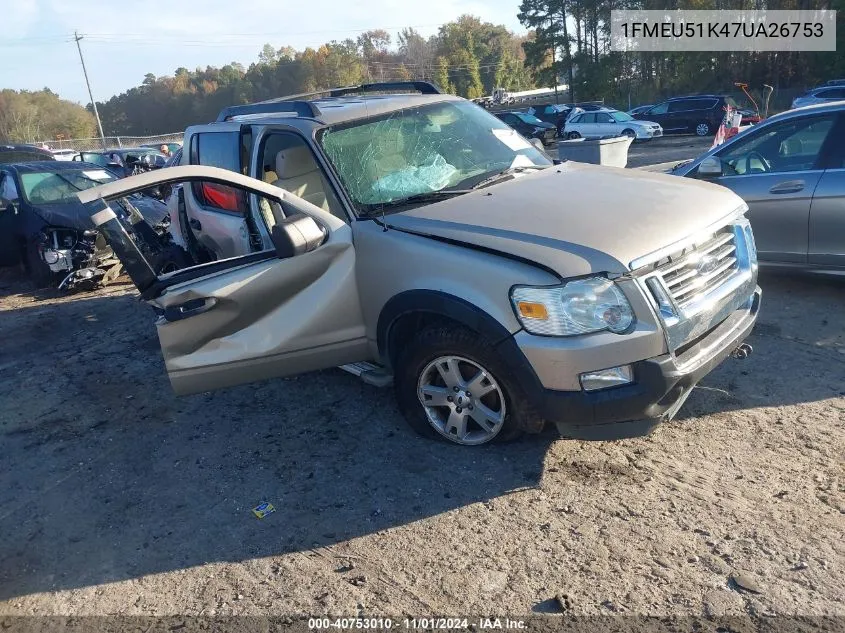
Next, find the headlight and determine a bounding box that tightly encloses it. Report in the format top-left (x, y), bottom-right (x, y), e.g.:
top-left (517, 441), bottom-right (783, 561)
top-left (511, 277), bottom-right (635, 336)
top-left (42, 249), bottom-right (60, 264)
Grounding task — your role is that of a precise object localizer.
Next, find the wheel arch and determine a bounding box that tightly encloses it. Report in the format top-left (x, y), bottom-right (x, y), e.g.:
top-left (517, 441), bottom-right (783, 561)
top-left (377, 290), bottom-right (547, 406)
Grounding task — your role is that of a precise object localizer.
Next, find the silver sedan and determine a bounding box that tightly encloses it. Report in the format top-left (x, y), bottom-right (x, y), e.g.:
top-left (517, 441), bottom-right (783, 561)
top-left (670, 101), bottom-right (845, 272)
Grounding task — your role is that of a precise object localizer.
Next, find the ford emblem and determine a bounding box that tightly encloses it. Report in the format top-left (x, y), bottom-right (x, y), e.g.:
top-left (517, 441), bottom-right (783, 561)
top-left (696, 255), bottom-right (719, 275)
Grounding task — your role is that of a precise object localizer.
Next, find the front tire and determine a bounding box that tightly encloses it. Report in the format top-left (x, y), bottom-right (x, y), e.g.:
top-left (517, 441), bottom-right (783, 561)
top-left (24, 241), bottom-right (56, 289)
top-left (622, 128), bottom-right (636, 139)
top-left (394, 327), bottom-right (539, 445)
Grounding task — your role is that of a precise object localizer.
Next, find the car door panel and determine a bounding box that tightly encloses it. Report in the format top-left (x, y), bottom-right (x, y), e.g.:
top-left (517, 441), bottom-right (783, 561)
top-left (808, 168), bottom-right (845, 266)
top-left (713, 171), bottom-right (822, 262)
top-left (81, 164), bottom-right (369, 394)
top-left (151, 228), bottom-right (368, 394)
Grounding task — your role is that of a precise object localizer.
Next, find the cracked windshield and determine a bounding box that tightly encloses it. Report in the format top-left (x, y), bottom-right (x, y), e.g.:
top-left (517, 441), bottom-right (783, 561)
top-left (319, 100), bottom-right (551, 211)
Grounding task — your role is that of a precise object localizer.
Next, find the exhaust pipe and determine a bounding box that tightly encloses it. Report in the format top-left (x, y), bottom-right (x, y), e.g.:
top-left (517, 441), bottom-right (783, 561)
top-left (731, 343), bottom-right (753, 360)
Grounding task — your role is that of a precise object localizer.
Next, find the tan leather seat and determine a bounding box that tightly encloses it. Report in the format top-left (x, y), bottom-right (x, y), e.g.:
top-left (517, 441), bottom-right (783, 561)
top-left (272, 146), bottom-right (329, 211)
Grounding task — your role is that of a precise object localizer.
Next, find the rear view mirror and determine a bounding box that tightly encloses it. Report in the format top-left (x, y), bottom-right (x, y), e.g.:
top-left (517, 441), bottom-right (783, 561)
top-left (271, 213), bottom-right (326, 258)
top-left (698, 156), bottom-right (723, 178)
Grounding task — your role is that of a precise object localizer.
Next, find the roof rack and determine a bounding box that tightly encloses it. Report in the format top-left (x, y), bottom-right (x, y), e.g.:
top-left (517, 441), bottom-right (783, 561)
top-left (277, 81), bottom-right (441, 102)
top-left (215, 81), bottom-right (441, 122)
top-left (216, 100), bottom-right (321, 122)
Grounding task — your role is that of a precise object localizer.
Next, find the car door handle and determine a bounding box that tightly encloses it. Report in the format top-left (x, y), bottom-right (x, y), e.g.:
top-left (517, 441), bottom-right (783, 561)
top-left (162, 297), bottom-right (217, 322)
top-left (189, 218), bottom-right (202, 231)
top-left (769, 180), bottom-right (805, 194)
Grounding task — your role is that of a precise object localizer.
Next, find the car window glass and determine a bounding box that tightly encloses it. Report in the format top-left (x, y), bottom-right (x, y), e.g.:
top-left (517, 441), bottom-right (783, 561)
top-left (715, 114), bottom-right (836, 175)
top-left (259, 132), bottom-right (344, 220)
top-left (570, 114), bottom-right (582, 124)
top-left (668, 100), bottom-right (691, 112)
top-left (190, 131), bottom-right (248, 215)
top-left (1, 173), bottom-right (19, 201)
top-left (581, 113), bottom-right (596, 123)
top-left (596, 113), bottom-right (613, 123)
top-left (649, 103), bottom-right (669, 115)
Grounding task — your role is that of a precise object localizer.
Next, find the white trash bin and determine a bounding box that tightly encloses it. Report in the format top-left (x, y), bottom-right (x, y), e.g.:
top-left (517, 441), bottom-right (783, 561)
top-left (556, 135), bottom-right (633, 168)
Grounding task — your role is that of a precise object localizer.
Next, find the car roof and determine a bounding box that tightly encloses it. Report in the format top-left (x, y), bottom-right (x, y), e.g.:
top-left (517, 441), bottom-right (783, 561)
top-left (3, 160), bottom-right (109, 174)
top-left (769, 99), bottom-right (845, 120)
top-left (1, 144), bottom-right (52, 153)
top-left (204, 81), bottom-right (468, 132)
top-left (225, 93), bottom-right (461, 127)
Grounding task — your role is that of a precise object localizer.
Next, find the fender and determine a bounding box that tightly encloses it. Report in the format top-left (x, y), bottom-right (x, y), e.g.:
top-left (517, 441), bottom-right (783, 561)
top-left (376, 289), bottom-right (547, 405)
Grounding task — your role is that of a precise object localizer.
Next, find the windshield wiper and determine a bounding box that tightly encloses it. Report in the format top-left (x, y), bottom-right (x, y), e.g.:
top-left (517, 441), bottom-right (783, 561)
top-left (471, 165), bottom-right (547, 190)
top-left (360, 189), bottom-right (474, 216)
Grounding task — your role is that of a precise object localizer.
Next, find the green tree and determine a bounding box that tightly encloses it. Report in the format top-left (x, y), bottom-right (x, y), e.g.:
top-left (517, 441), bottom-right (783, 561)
top-left (434, 56), bottom-right (454, 94)
top-left (0, 89), bottom-right (96, 142)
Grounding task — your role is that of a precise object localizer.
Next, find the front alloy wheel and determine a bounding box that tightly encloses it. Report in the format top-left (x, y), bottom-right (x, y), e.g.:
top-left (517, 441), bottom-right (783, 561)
top-left (417, 355), bottom-right (506, 445)
top-left (695, 122), bottom-right (711, 136)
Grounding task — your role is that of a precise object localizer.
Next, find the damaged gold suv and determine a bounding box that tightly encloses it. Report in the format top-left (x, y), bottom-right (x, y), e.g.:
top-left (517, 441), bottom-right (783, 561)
top-left (79, 82), bottom-right (761, 446)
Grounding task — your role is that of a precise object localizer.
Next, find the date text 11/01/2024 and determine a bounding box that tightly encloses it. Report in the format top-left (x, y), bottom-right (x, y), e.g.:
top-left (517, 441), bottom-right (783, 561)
top-left (308, 618), bottom-right (527, 630)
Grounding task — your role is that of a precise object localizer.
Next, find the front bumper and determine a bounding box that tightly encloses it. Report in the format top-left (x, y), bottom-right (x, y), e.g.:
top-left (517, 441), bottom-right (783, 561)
top-left (538, 288), bottom-right (761, 440)
top-left (636, 128), bottom-right (662, 139)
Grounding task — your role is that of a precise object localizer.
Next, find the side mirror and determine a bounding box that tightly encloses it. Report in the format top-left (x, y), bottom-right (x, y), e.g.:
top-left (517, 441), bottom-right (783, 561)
top-left (270, 212), bottom-right (326, 258)
top-left (698, 156), bottom-right (723, 178)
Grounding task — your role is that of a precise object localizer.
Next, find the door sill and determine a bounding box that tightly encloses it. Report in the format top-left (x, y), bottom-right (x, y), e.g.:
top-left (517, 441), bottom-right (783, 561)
top-left (339, 362), bottom-right (393, 387)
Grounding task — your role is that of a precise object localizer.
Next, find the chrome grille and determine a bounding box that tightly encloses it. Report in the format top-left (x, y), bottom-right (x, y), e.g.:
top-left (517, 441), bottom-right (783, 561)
top-left (632, 215), bottom-right (757, 352)
top-left (657, 228), bottom-right (738, 308)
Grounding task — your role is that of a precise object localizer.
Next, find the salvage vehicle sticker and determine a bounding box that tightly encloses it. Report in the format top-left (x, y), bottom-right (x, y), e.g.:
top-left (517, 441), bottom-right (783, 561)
top-left (492, 128), bottom-right (533, 151)
top-left (82, 170), bottom-right (114, 181)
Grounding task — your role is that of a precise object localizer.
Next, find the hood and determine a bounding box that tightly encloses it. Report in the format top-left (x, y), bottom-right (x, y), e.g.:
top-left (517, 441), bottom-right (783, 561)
top-left (385, 162), bottom-right (745, 277)
top-left (29, 201), bottom-right (96, 232)
top-left (632, 119), bottom-right (661, 127)
top-left (31, 194), bottom-right (168, 232)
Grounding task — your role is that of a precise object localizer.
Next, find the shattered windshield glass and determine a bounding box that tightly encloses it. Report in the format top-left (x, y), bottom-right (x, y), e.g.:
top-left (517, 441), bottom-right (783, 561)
top-left (319, 100), bottom-right (552, 213)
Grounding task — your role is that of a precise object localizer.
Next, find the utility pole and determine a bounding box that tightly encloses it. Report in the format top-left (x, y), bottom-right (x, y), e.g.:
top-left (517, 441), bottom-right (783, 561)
top-left (74, 31), bottom-right (107, 150)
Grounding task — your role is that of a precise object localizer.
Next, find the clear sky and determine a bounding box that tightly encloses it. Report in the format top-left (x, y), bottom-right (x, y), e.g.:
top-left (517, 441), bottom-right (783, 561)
top-left (1, 0), bottom-right (527, 105)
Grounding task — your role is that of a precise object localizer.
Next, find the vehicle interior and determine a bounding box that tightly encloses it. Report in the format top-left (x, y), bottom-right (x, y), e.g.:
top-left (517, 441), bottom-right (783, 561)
top-left (715, 116), bottom-right (836, 175)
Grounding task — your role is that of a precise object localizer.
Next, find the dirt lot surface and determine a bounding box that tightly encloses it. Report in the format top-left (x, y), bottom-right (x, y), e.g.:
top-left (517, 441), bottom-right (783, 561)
top-left (0, 261), bottom-right (843, 619)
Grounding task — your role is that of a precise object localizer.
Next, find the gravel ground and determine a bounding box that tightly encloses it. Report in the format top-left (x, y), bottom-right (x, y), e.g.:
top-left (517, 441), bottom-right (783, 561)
top-left (0, 262), bottom-right (842, 619)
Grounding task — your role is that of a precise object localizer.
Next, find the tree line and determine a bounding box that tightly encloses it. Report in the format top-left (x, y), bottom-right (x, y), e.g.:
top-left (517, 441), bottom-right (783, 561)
top-left (4, 5), bottom-right (844, 142)
top-left (94, 16), bottom-right (536, 136)
top-left (518, 0), bottom-right (844, 110)
top-left (0, 89), bottom-right (96, 143)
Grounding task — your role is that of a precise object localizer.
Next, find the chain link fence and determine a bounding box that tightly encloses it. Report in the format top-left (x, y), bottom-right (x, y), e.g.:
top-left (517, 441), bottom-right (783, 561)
top-left (36, 132), bottom-right (184, 152)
